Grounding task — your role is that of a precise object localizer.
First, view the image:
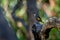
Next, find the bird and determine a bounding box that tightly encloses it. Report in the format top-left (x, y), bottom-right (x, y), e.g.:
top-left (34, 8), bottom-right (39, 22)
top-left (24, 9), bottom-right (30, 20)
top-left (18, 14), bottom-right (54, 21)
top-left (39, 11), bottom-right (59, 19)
top-left (32, 22), bottom-right (43, 40)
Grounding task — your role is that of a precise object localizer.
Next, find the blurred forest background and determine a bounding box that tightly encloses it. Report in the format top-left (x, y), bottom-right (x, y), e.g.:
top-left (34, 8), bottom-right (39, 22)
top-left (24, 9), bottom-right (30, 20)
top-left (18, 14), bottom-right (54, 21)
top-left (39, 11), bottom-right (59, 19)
top-left (0, 0), bottom-right (60, 40)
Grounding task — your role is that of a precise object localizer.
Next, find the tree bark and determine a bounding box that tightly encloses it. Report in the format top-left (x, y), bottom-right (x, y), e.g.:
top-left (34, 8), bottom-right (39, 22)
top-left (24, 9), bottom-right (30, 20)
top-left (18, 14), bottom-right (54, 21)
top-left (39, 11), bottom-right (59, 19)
top-left (27, 0), bottom-right (39, 40)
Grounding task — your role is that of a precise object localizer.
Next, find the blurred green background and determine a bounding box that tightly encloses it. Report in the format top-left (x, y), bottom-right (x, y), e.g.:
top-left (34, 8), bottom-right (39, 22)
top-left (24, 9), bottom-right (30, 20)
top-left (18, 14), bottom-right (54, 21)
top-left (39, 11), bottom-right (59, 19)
top-left (0, 0), bottom-right (60, 40)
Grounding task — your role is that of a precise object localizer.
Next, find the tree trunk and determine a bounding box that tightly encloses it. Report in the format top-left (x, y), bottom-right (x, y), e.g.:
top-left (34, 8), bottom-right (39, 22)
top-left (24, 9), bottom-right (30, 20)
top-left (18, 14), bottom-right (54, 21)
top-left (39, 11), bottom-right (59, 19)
top-left (27, 0), bottom-right (39, 40)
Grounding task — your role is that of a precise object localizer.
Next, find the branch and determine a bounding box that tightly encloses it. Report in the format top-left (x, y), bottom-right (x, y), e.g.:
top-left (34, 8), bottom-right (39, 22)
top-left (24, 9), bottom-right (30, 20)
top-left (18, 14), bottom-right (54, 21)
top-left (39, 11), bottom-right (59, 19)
top-left (41, 0), bottom-right (56, 17)
top-left (42, 3), bottom-right (56, 17)
top-left (40, 17), bottom-right (60, 40)
top-left (11, 0), bottom-right (30, 40)
top-left (11, 0), bottom-right (28, 29)
top-left (12, 0), bottom-right (23, 14)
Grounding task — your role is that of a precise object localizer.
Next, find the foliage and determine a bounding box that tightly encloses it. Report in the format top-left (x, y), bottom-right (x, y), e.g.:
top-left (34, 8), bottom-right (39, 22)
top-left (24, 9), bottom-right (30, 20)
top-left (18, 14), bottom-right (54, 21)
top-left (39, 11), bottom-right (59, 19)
top-left (0, 0), bottom-right (60, 40)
